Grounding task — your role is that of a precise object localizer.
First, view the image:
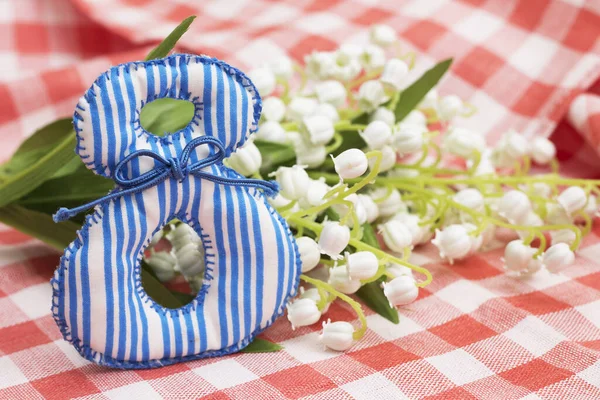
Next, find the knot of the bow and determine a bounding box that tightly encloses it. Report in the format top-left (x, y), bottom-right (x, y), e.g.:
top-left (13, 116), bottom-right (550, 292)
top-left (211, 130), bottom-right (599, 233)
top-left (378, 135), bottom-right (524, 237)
top-left (53, 136), bottom-right (280, 223)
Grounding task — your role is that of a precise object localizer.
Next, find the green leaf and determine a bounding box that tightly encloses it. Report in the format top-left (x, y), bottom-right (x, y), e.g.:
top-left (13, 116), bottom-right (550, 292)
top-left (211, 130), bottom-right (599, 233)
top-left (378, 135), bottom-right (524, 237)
top-left (169, 290), bottom-right (196, 305)
top-left (255, 140), bottom-right (296, 174)
top-left (240, 337), bottom-right (283, 353)
top-left (394, 58), bottom-right (453, 122)
top-left (145, 16), bottom-right (196, 61)
top-left (0, 205), bottom-right (79, 251)
top-left (140, 98), bottom-right (195, 136)
top-left (0, 120), bottom-right (77, 208)
top-left (355, 223), bottom-right (400, 324)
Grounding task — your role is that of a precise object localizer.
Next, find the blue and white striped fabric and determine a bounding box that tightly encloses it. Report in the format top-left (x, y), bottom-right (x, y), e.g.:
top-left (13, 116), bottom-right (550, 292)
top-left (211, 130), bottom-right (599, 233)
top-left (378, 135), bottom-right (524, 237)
top-left (51, 54), bottom-right (301, 369)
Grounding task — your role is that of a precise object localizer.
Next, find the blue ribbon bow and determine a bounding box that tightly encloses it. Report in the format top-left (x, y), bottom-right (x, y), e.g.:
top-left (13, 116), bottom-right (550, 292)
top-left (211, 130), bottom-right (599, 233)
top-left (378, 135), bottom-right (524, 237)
top-left (53, 136), bottom-right (279, 223)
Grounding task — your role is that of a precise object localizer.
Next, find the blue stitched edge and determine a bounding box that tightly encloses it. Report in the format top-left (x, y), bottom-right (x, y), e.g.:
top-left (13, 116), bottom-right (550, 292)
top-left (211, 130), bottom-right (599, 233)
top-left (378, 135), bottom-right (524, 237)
top-left (50, 177), bottom-right (301, 369)
top-left (73, 53), bottom-right (262, 178)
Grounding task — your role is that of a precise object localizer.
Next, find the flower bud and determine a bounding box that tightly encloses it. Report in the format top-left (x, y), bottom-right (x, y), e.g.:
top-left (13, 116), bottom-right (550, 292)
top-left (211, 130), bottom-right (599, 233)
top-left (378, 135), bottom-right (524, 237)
top-left (497, 190), bottom-right (532, 224)
top-left (287, 298), bottom-right (321, 329)
top-left (501, 130), bottom-right (529, 160)
top-left (291, 134), bottom-right (328, 168)
top-left (432, 224), bottom-right (472, 263)
top-left (531, 137), bottom-right (556, 165)
top-left (296, 236), bottom-right (321, 273)
top-left (287, 96), bottom-right (318, 121)
top-left (269, 56), bottom-right (293, 80)
top-left (369, 24), bottom-right (397, 47)
top-left (332, 59), bottom-right (362, 82)
top-left (443, 127), bottom-right (485, 159)
top-left (453, 188), bottom-right (484, 213)
top-left (438, 95), bottom-right (463, 121)
top-left (393, 213), bottom-right (430, 246)
top-left (360, 45), bottom-right (386, 71)
top-left (382, 276), bottom-right (419, 307)
top-left (357, 194), bottom-right (379, 223)
top-left (358, 80), bottom-right (387, 112)
top-left (319, 221), bottom-right (350, 259)
top-left (542, 243), bottom-right (575, 273)
top-left (269, 193), bottom-right (293, 209)
top-left (545, 203), bottom-right (572, 225)
top-left (380, 59), bottom-right (409, 92)
top-left (248, 67), bottom-right (276, 97)
top-left (175, 242), bottom-right (205, 278)
top-left (302, 115), bottom-right (335, 146)
top-left (273, 165), bottom-right (310, 200)
top-left (361, 120), bottom-right (392, 149)
top-left (300, 287), bottom-right (330, 313)
top-left (503, 240), bottom-right (536, 272)
top-left (256, 120), bottom-right (287, 143)
top-left (379, 220), bottom-right (413, 252)
top-left (227, 140), bottom-right (262, 176)
top-left (369, 145), bottom-right (397, 172)
top-left (145, 251), bottom-right (177, 282)
top-left (393, 124), bottom-right (425, 156)
top-left (168, 223), bottom-right (201, 250)
top-left (345, 251), bottom-right (379, 280)
top-left (370, 107), bottom-right (395, 126)
top-left (372, 188), bottom-right (405, 217)
top-left (262, 96), bottom-right (286, 122)
top-left (300, 178), bottom-right (329, 208)
top-left (305, 51), bottom-right (336, 79)
top-left (403, 110), bottom-right (427, 127)
top-left (328, 264), bottom-right (361, 294)
top-left (334, 149), bottom-right (369, 179)
top-left (320, 320), bottom-right (354, 351)
top-left (557, 186), bottom-right (587, 215)
top-left (312, 103), bottom-right (340, 123)
top-left (315, 80), bottom-right (347, 107)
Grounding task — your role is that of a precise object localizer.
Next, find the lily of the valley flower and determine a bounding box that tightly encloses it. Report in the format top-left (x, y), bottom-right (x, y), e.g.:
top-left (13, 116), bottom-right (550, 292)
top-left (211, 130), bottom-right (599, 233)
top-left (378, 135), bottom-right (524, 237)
top-left (361, 120), bottom-right (392, 150)
top-left (345, 251), bottom-right (379, 280)
top-left (227, 140), bottom-right (262, 176)
top-left (557, 186), bottom-right (587, 216)
top-left (334, 149), bottom-right (369, 180)
top-left (287, 298), bottom-right (321, 329)
top-left (318, 221), bottom-right (351, 259)
top-left (542, 243), bottom-right (575, 273)
top-left (320, 320), bottom-right (354, 351)
top-left (296, 236), bottom-right (321, 273)
top-left (273, 165), bottom-right (310, 200)
top-left (382, 276), bottom-right (419, 307)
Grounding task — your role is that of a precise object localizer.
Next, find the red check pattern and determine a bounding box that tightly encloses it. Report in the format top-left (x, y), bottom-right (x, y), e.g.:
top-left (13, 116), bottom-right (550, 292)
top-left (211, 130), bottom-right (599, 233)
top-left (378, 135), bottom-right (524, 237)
top-left (1, 0), bottom-right (600, 398)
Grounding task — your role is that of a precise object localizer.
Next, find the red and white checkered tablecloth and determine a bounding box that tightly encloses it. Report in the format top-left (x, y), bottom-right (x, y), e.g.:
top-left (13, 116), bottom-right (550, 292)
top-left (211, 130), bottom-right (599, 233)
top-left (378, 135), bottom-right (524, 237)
top-left (1, 0), bottom-right (600, 399)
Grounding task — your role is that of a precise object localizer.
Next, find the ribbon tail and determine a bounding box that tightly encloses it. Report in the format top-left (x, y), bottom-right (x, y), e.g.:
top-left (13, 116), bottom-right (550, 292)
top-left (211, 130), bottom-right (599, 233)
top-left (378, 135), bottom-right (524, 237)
top-left (192, 171), bottom-right (280, 198)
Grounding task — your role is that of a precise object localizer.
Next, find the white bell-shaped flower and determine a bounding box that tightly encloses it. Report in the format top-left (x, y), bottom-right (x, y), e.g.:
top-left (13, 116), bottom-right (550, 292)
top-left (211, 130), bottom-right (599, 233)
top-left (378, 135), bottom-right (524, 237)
top-left (320, 320), bottom-right (354, 351)
top-left (168, 223), bottom-right (201, 250)
top-left (542, 243), bottom-right (575, 273)
top-left (248, 67), bottom-right (276, 97)
top-left (145, 251), bottom-right (177, 282)
top-left (256, 120), bottom-right (288, 143)
top-left (300, 178), bottom-right (330, 208)
top-left (269, 55), bottom-right (294, 80)
top-left (393, 124), bottom-right (425, 156)
top-left (262, 96), bottom-right (286, 122)
top-left (531, 137), bottom-right (556, 165)
top-left (334, 149), bottom-right (369, 179)
top-left (175, 242), bottom-right (205, 278)
top-left (304, 51), bottom-right (336, 79)
top-left (345, 251), bottom-right (379, 280)
top-left (296, 236), bottom-right (321, 273)
top-left (369, 145), bottom-right (397, 173)
top-left (372, 188), bottom-right (405, 217)
top-left (497, 190), bottom-right (532, 224)
top-left (443, 127), bottom-right (485, 159)
top-left (550, 229), bottom-right (577, 246)
top-left (503, 240), bottom-right (536, 272)
top-left (370, 107), bottom-right (396, 126)
top-left (361, 120), bottom-right (392, 150)
top-left (300, 287), bottom-right (330, 313)
top-left (328, 264), bottom-right (361, 294)
top-left (369, 24), bottom-right (397, 47)
top-left (360, 45), bottom-right (386, 71)
top-left (380, 59), bottom-right (409, 92)
top-left (379, 220), bottom-right (413, 252)
top-left (403, 110), bottom-right (427, 127)
top-left (273, 165), bottom-right (310, 200)
top-left (545, 203), bottom-right (572, 225)
top-left (431, 224), bottom-right (472, 263)
top-left (318, 221), bottom-right (351, 259)
top-left (332, 58), bottom-right (362, 82)
top-left (453, 188), bottom-right (485, 213)
top-left (287, 96), bottom-right (318, 121)
top-left (393, 213), bottom-right (430, 246)
top-left (382, 275), bottom-right (419, 307)
top-left (357, 194), bottom-right (379, 223)
top-left (438, 95), bottom-right (464, 121)
top-left (287, 298), bottom-right (321, 329)
top-left (292, 135), bottom-right (328, 168)
top-left (419, 88), bottom-right (439, 110)
top-left (315, 80), bottom-right (347, 107)
top-left (227, 140), bottom-right (262, 176)
top-left (269, 193), bottom-right (293, 209)
top-left (302, 115), bottom-right (335, 146)
top-left (557, 186), bottom-right (587, 216)
top-left (386, 263), bottom-right (414, 278)
top-left (357, 80), bottom-right (387, 112)
top-left (312, 103), bottom-right (340, 123)
top-left (500, 130), bottom-right (529, 160)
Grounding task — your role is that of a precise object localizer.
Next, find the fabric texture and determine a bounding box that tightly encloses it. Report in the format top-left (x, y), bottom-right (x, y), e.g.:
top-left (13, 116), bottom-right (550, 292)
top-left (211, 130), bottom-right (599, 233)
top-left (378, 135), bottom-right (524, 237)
top-left (1, 0), bottom-right (600, 398)
top-left (52, 54), bottom-right (301, 368)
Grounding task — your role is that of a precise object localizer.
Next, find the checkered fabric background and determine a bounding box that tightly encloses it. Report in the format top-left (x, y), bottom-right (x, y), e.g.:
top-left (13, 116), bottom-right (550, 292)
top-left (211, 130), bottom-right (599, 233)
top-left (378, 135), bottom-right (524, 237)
top-left (1, 0), bottom-right (600, 398)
